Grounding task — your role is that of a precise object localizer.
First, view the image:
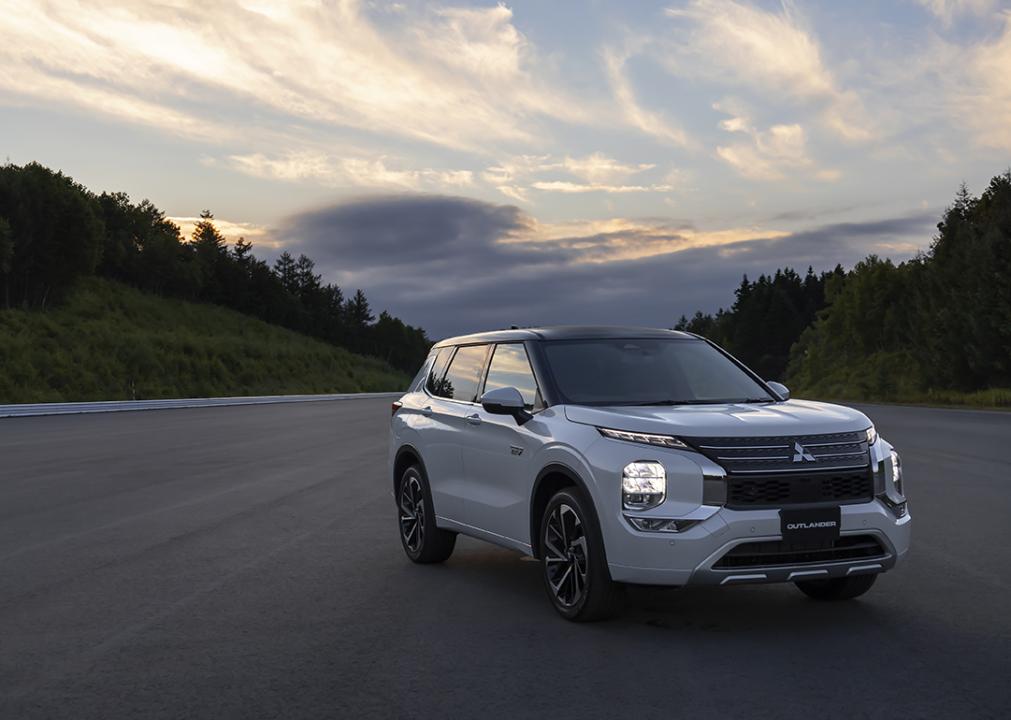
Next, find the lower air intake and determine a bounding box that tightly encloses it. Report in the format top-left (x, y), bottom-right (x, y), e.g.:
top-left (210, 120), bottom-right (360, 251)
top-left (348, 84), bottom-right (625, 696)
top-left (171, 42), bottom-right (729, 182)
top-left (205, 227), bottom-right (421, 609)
top-left (714, 535), bottom-right (886, 569)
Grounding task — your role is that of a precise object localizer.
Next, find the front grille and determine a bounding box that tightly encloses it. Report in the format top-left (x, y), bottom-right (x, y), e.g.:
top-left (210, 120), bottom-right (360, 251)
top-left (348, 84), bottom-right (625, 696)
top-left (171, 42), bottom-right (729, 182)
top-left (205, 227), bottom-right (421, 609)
top-left (726, 469), bottom-right (874, 508)
top-left (714, 535), bottom-right (885, 569)
top-left (685, 431), bottom-right (869, 475)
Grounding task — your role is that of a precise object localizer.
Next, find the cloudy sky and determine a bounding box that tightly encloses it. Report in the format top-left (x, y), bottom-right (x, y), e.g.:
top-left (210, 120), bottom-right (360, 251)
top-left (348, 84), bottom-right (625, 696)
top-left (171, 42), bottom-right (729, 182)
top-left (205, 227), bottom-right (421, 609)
top-left (3, 0), bottom-right (1009, 337)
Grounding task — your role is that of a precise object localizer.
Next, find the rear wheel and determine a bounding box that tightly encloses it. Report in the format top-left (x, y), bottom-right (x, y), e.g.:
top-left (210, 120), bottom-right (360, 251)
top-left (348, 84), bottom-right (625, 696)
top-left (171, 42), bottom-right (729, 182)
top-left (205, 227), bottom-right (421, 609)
top-left (795, 573), bottom-right (877, 601)
top-left (398, 465), bottom-right (456, 563)
top-left (540, 488), bottom-right (623, 621)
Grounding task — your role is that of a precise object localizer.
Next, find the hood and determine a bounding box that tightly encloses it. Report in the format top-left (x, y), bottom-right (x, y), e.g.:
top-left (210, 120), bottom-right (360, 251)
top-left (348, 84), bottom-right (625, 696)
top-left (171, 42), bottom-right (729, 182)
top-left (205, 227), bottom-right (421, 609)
top-left (564, 399), bottom-right (870, 439)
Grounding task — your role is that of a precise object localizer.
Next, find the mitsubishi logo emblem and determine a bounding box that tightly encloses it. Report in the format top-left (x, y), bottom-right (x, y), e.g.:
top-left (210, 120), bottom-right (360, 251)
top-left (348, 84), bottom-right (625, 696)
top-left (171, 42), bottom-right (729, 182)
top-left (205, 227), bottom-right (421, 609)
top-left (793, 441), bottom-right (816, 462)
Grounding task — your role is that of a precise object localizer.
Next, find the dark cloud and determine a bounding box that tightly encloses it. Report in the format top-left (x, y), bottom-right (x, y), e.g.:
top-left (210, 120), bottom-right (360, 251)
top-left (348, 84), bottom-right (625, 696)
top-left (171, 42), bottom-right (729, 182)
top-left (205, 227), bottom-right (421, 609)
top-left (787, 214), bottom-right (936, 242)
top-left (278, 195), bottom-right (542, 271)
top-left (277, 195), bottom-right (937, 340)
top-left (766, 204), bottom-right (860, 223)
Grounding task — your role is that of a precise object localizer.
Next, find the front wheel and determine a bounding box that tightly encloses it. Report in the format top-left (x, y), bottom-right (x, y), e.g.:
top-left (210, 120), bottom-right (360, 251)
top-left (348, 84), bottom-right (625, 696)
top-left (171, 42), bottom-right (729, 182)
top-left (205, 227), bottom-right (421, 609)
top-left (795, 573), bottom-right (877, 601)
top-left (398, 465), bottom-right (456, 563)
top-left (540, 488), bottom-right (623, 621)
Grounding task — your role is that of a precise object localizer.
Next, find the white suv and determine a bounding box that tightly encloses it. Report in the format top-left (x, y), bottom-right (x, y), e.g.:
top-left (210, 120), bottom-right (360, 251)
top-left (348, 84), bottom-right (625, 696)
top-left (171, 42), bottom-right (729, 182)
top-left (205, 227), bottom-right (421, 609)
top-left (389, 326), bottom-right (910, 621)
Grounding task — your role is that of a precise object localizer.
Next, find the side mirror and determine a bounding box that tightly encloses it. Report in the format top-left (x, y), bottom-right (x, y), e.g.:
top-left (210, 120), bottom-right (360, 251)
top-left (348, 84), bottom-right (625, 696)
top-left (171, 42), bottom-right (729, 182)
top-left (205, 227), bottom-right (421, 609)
top-left (767, 381), bottom-right (790, 400)
top-left (480, 386), bottom-right (533, 425)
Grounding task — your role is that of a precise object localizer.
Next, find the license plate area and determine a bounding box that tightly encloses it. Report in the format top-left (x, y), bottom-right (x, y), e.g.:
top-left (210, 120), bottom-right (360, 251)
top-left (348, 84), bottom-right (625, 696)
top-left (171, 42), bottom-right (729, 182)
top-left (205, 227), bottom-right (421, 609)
top-left (779, 506), bottom-right (841, 546)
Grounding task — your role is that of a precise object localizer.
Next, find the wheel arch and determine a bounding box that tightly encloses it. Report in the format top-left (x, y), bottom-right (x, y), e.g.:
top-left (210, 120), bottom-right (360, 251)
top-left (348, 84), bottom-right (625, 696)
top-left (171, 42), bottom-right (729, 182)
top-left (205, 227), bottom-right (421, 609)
top-left (393, 444), bottom-right (426, 497)
top-left (529, 462), bottom-right (602, 559)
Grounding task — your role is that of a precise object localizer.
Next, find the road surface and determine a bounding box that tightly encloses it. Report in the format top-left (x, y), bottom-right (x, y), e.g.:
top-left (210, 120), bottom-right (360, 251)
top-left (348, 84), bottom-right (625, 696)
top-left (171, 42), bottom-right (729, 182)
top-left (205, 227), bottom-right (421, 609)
top-left (1, 398), bottom-right (1008, 718)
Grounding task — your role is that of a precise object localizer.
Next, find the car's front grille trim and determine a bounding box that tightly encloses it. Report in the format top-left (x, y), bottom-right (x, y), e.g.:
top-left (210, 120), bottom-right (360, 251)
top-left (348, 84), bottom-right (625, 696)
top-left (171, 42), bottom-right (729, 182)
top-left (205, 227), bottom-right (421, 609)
top-left (802, 439), bottom-right (865, 448)
top-left (697, 444), bottom-right (790, 450)
top-left (685, 430), bottom-right (870, 475)
top-left (716, 454), bottom-right (791, 461)
top-left (728, 464), bottom-right (870, 475)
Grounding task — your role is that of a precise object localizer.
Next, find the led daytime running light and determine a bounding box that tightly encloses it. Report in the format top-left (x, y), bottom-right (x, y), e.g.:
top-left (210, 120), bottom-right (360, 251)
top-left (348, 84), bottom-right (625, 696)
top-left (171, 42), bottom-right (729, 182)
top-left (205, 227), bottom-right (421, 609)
top-left (598, 427), bottom-right (688, 449)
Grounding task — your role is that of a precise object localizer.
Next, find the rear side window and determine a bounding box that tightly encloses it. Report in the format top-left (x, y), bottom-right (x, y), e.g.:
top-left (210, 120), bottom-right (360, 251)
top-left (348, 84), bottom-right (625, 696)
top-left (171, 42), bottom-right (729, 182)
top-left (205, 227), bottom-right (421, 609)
top-left (425, 347), bottom-right (454, 396)
top-left (483, 343), bottom-right (540, 409)
top-left (440, 345), bottom-right (490, 402)
top-left (409, 352), bottom-right (435, 391)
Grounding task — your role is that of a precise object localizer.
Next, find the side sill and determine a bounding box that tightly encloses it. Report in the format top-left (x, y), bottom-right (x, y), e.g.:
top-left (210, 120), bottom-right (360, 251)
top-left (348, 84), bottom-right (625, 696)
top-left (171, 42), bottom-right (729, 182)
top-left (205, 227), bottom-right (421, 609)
top-left (436, 515), bottom-right (533, 555)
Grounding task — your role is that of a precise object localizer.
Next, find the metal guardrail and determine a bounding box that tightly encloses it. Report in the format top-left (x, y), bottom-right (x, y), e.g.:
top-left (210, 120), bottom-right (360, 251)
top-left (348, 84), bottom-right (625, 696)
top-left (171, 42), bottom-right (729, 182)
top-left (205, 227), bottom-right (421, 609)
top-left (0, 392), bottom-right (402, 418)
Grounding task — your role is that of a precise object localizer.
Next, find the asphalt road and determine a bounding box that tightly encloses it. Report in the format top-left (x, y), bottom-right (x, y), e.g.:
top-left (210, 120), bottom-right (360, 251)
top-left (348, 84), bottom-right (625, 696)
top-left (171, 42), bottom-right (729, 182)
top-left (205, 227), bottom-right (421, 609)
top-left (1, 398), bottom-right (1008, 719)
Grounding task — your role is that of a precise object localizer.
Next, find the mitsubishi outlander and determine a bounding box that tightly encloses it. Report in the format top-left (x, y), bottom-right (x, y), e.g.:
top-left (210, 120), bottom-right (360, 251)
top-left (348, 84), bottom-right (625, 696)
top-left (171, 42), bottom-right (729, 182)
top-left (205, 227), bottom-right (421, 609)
top-left (388, 327), bottom-right (910, 621)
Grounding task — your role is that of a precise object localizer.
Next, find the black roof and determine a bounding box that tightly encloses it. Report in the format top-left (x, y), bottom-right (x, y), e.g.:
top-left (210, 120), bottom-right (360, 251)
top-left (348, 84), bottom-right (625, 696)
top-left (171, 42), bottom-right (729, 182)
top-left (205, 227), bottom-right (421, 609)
top-left (433, 325), bottom-right (696, 347)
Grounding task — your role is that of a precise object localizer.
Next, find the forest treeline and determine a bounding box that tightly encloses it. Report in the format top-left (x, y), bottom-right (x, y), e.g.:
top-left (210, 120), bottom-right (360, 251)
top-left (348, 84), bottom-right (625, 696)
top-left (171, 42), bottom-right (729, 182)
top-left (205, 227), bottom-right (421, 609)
top-left (676, 171), bottom-right (1011, 403)
top-left (0, 162), bottom-right (430, 374)
top-left (3, 162), bottom-right (1008, 405)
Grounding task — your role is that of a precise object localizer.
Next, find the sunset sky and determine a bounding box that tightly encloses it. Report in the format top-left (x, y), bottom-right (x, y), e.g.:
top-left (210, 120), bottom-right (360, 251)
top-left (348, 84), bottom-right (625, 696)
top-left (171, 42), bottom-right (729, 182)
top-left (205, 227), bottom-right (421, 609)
top-left (3, 0), bottom-right (1010, 337)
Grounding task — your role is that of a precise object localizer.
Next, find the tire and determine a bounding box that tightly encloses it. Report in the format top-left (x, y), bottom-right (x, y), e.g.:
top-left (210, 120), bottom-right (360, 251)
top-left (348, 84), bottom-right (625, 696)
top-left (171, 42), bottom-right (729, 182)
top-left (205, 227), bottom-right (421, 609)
top-left (795, 573), bottom-right (877, 601)
top-left (397, 464), bottom-right (456, 564)
top-left (540, 488), bottom-right (623, 621)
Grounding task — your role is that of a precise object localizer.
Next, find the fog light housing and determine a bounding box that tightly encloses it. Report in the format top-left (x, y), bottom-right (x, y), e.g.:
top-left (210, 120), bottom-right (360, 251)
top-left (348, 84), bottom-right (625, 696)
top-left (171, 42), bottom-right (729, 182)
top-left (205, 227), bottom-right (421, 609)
top-left (622, 461), bottom-right (666, 510)
top-left (881, 495), bottom-right (908, 519)
top-left (626, 516), bottom-right (700, 533)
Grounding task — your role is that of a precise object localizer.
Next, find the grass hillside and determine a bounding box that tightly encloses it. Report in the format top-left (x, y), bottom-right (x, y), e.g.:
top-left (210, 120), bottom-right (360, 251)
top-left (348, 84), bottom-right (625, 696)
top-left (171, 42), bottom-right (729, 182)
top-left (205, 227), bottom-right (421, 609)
top-left (0, 278), bottom-right (408, 403)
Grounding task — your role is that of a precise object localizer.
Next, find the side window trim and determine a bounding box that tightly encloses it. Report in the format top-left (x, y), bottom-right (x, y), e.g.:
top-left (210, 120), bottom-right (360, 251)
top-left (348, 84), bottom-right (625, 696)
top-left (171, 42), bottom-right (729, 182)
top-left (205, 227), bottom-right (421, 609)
top-left (478, 343), bottom-right (504, 399)
top-left (475, 344), bottom-right (495, 401)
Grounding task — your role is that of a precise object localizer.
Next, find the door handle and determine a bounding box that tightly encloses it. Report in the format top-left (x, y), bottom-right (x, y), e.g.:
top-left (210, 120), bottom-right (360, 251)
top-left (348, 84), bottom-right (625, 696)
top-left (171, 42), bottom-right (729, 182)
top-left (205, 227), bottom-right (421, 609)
top-left (421, 406), bottom-right (433, 417)
top-left (466, 413), bottom-right (482, 426)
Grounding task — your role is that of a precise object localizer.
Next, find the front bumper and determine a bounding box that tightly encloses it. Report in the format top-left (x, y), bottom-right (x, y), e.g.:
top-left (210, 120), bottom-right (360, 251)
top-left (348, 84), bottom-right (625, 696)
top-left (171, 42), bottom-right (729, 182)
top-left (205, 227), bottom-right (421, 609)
top-left (604, 499), bottom-right (911, 586)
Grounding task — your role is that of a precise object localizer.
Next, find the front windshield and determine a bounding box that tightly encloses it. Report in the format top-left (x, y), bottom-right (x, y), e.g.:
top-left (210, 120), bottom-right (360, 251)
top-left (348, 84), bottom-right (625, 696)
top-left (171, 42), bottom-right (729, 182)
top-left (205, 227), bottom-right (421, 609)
top-left (542, 338), bottom-right (774, 406)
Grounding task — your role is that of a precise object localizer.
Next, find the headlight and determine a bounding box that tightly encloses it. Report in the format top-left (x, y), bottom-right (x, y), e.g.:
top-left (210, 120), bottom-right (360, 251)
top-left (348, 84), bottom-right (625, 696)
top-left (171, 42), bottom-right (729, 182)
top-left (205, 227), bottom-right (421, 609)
top-left (622, 461), bottom-right (666, 510)
top-left (865, 425), bottom-right (877, 446)
top-left (890, 450), bottom-right (903, 496)
top-left (599, 427), bottom-right (688, 449)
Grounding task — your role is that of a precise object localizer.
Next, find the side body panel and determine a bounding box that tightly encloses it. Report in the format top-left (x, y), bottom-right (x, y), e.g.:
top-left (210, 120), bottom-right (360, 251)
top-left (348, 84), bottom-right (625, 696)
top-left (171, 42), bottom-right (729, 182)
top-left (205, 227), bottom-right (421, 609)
top-left (393, 390), bottom-right (469, 521)
top-left (458, 408), bottom-right (541, 547)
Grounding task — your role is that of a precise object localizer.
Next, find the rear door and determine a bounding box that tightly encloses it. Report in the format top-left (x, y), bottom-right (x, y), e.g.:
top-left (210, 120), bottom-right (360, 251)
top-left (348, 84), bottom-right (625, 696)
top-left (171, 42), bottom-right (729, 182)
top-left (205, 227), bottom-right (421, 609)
top-left (459, 343), bottom-right (543, 546)
top-left (422, 344), bottom-right (491, 524)
top-left (412, 347), bottom-right (462, 520)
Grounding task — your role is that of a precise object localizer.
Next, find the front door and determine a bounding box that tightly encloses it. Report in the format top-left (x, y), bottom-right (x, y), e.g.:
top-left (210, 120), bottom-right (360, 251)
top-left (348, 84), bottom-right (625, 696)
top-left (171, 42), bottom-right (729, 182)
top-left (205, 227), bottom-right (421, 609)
top-left (459, 343), bottom-right (543, 546)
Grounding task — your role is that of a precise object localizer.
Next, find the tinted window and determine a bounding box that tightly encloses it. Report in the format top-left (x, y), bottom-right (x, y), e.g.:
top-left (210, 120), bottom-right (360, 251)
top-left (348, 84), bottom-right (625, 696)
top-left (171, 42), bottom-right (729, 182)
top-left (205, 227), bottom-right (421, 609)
top-left (440, 345), bottom-right (489, 402)
top-left (543, 339), bottom-right (773, 406)
top-left (425, 347), bottom-right (454, 396)
top-left (484, 344), bottom-right (540, 409)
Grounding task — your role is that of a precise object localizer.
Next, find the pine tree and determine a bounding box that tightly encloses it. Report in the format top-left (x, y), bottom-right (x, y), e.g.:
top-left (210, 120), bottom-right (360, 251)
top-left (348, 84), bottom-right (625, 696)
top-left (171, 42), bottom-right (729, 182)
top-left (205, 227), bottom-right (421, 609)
top-left (294, 254), bottom-right (321, 298)
top-left (273, 251), bottom-right (297, 294)
top-left (348, 289), bottom-right (374, 328)
top-left (191, 210), bottom-right (226, 254)
top-left (232, 237), bottom-right (253, 265)
top-left (189, 211), bottom-right (229, 301)
top-left (345, 289), bottom-right (375, 354)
